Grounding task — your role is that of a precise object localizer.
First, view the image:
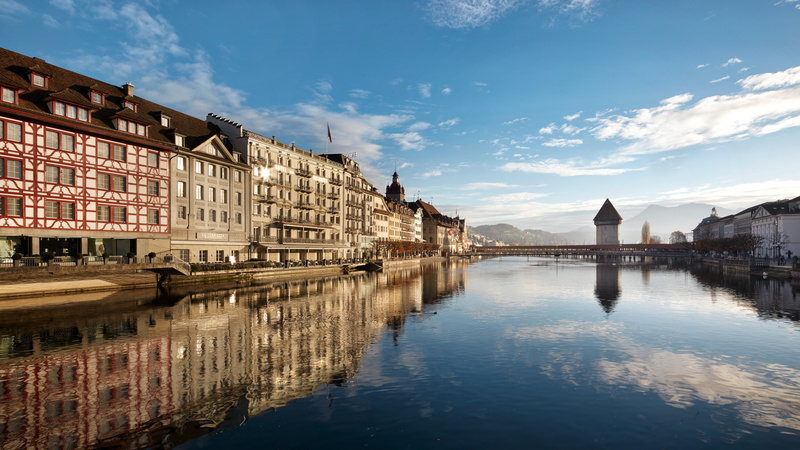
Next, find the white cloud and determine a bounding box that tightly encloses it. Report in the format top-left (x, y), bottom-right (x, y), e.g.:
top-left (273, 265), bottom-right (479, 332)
top-left (710, 75), bottom-right (730, 84)
top-left (49, 0), bottom-right (74, 13)
top-left (504, 117), bottom-right (529, 125)
top-left (418, 83), bottom-right (432, 98)
top-left (349, 89), bottom-right (370, 99)
top-left (500, 159), bottom-right (636, 176)
top-left (697, 63), bottom-right (708, 69)
top-left (564, 111), bottom-right (582, 121)
top-left (536, 0), bottom-right (600, 21)
top-left (409, 121), bottom-right (433, 132)
top-left (438, 117), bottom-right (461, 128)
top-left (738, 65), bottom-right (800, 91)
top-left (42, 14), bottom-right (60, 27)
top-left (485, 192), bottom-right (549, 202)
top-left (0, 0), bottom-right (30, 15)
top-left (473, 81), bottom-right (488, 86)
top-left (539, 123), bottom-right (556, 134)
top-left (464, 182), bottom-right (519, 190)
top-left (424, 0), bottom-right (521, 29)
top-left (441, 87), bottom-right (453, 95)
top-left (589, 82), bottom-right (800, 156)
top-left (422, 170), bottom-right (443, 177)
top-left (542, 138), bottom-right (582, 147)
top-left (661, 93), bottom-right (693, 105)
top-left (723, 57), bottom-right (743, 67)
top-left (388, 131), bottom-right (430, 151)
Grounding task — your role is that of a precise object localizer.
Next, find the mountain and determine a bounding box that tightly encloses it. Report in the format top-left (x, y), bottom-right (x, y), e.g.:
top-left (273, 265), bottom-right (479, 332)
top-left (619, 203), bottom-right (734, 244)
top-left (470, 203), bottom-right (736, 246)
top-left (470, 224), bottom-right (578, 246)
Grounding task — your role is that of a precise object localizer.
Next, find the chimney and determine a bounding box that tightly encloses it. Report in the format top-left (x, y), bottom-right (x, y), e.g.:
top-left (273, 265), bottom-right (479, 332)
top-left (272, 136), bottom-right (276, 144)
top-left (123, 82), bottom-right (134, 97)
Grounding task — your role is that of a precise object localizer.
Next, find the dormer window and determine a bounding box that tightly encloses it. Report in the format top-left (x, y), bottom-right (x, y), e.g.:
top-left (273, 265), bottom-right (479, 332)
top-left (160, 113), bottom-right (171, 127)
top-left (174, 133), bottom-right (185, 147)
top-left (123, 101), bottom-right (137, 112)
top-left (30, 73), bottom-right (46, 88)
top-left (90, 91), bottom-right (104, 104)
top-left (51, 100), bottom-right (90, 122)
top-left (115, 118), bottom-right (147, 136)
top-left (1, 86), bottom-right (16, 104)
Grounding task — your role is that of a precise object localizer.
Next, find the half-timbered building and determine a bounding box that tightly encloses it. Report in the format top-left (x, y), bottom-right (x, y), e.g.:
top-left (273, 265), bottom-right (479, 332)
top-left (0, 48), bottom-right (173, 258)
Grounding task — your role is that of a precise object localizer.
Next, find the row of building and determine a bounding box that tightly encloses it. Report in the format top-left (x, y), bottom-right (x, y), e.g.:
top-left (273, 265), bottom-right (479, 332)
top-left (692, 197), bottom-right (800, 259)
top-left (0, 47), bottom-right (468, 263)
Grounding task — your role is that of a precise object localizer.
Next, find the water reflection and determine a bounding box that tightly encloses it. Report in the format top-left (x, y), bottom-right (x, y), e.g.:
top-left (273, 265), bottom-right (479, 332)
top-left (0, 261), bottom-right (469, 449)
top-left (594, 264), bottom-right (620, 314)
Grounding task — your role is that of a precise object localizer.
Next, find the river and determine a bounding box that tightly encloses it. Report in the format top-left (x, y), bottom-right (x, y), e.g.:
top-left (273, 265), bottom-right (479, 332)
top-left (1, 257), bottom-right (799, 448)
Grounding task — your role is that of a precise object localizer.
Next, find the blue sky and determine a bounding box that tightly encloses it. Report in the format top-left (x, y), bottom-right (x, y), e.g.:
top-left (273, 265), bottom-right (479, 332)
top-left (3, 0), bottom-right (800, 232)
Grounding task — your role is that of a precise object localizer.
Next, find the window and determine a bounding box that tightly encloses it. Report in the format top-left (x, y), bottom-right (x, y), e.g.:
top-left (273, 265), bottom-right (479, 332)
top-left (221, 211), bottom-right (228, 223)
top-left (1, 86), bottom-right (16, 104)
top-left (178, 249), bottom-right (189, 261)
top-left (45, 130), bottom-right (74, 152)
top-left (98, 205), bottom-right (110, 222)
top-left (216, 250), bottom-right (224, 262)
top-left (234, 170), bottom-right (241, 182)
top-left (98, 173), bottom-right (110, 190)
top-left (221, 189), bottom-right (228, 204)
top-left (220, 167), bottom-right (228, 179)
top-left (236, 212), bottom-right (242, 224)
top-left (195, 161), bottom-right (203, 174)
top-left (176, 157), bottom-right (186, 170)
top-left (148, 210), bottom-right (159, 224)
top-left (113, 175), bottom-right (126, 192)
top-left (2, 197), bottom-right (22, 216)
top-left (196, 208), bottom-right (204, 221)
top-left (45, 166), bottom-right (74, 185)
top-left (210, 210), bottom-right (216, 222)
top-left (123, 101), bottom-right (137, 111)
top-left (175, 134), bottom-right (185, 147)
top-left (90, 91), bottom-right (103, 104)
top-left (1, 121), bottom-right (22, 142)
top-left (160, 114), bottom-right (171, 127)
top-left (45, 201), bottom-right (59, 219)
top-left (209, 187), bottom-right (216, 202)
top-left (114, 145), bottom-right (126, 161)
top-left (177, 181), bottom-right (186, 197)
top-left (52, 101), bottom-right (89, 122)
top-left (98, 142), bottom-right (110, 159)
top-left (199, 250), bottom-right (208, 262)
top-left (208, 164), bottom-right (216, 177)
top-left (236, 192), bottom-right (242, 206)
top-left (148, 152), bottom-right (159, 168)
top-left (148, 180), bottom-right (159, 196)
top-left (113, 206), bottom-right (127, 223)
top-left (177, 205), bottom-right (186, 219)
top-left (31, 73), bottom-right (45, 87)
top-left (2, 159), bottom-right (23, 179)
top-left (196, 184), bottom-right (204, 200)
top-left (62, 203), bottom-right (75, 220)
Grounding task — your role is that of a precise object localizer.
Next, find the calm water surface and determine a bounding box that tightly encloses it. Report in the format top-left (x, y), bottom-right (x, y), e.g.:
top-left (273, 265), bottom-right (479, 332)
top-left (2, 257), bottom-right (800, 449)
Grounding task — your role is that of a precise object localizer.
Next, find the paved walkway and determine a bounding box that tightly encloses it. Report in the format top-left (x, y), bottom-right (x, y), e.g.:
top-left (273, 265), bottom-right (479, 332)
top-left (0, 271), bottom-right (159, 300)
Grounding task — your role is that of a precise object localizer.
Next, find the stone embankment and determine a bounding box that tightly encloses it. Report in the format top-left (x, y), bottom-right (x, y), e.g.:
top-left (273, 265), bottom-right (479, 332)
top-left (0, 257), bottom-right (451, 301)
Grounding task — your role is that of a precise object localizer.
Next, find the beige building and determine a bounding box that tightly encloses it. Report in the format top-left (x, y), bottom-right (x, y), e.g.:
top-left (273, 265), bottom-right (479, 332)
top-left (594, 199), bottom-right (622, 245)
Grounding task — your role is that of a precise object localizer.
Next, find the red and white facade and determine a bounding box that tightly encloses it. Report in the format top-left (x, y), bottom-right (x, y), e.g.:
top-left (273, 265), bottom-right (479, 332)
top-left (0, 48), bottom-right (172, 258)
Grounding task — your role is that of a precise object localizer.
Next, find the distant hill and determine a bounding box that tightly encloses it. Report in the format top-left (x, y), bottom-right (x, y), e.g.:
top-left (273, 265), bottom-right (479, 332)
top-left (470, 203), bottom-right (735, 246)
top-left (470, 224), bottom-right (578, 246)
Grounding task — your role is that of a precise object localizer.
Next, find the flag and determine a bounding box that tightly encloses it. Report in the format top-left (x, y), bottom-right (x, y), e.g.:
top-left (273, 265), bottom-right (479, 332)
top-left (327, 122), bottom-right (332, 143)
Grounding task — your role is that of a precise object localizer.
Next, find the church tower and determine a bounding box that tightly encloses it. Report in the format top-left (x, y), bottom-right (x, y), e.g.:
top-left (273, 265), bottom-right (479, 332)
top-left (386, 171), bottom-right (405, 202)
top-left (593, 199), bottom-right (623, 245)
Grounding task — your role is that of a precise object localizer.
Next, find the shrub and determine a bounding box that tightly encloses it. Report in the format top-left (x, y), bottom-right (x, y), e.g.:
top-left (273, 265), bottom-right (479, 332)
top-left (148, 251), bottom-right (157, 259)
top-left (102, 252), bottom-right (110, 259)
top-left (12, 253), bottom-right (22, 261)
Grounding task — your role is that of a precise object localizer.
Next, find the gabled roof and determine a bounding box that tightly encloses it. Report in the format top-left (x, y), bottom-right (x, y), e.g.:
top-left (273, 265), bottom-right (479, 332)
top-left (593, 199), bottom-right (622, 224)
top-left (0, 46), bottom-right (240, 157)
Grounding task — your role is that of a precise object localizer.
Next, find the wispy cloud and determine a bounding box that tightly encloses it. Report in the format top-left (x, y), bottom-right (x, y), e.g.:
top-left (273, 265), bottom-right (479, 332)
top-left (438, 117), bottom-right (461, 128)
top-left (738, 66), bottom-right (800, 91)
top-left (723, 57), bottom-right (743, 67)
top-left (697, 63), bottom-right (708, 69)
top-left (542, 138), bottom-right (583, 147)
top-left (418, 83), bottom-right (432, 98)
top-left (464, 182), bottom-right (520, 190)
top-left (564, 111), bottom-right (582, 121)
top-left (424, 0), bottom-right (522, 29)
top-left (500, 159), bottom-right (637, 176)
top-left (422, 169), bottom-right (443, 177)
top-left (710, 75), bottom-right (729, 83)
top-left (349, 88), bottom-right (370, 99)
top-left (473, 81), bottom-right (488, 86)
top-left (589, 73), bottom-right (800, 156)
top-left (441, 86), bottom-right (453, 95)
top-left (504, 117), bottom-right (529, 125)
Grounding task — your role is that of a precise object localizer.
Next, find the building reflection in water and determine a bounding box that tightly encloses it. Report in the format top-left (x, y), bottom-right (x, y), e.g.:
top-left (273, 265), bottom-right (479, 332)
top-left (0, 261), bottom-right (469, 448)
top-left (594, 263), bottom-right (621, 315)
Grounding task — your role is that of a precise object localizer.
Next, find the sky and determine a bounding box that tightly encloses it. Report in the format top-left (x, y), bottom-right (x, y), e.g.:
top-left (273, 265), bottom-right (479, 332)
top-left (3, 0), bottom-right (800, 232)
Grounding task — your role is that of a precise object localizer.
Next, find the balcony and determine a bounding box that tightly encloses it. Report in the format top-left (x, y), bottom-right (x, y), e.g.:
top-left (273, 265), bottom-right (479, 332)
top-left (295, 167), bottom-right (312, 178)
top-left (296, 184), bottom-right (313, 193)
top-left (263, 195), bottom-right (277, 203)
top-left (297, 200), bottom-right (314, 210)
top-left (330, 178), bottom-right (342, 186)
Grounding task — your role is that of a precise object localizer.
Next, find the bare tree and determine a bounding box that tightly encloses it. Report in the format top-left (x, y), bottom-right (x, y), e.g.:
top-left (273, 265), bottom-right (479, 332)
top-left (641, 221), bottom-right (651, 244)
top-left (669, 231), bottom-right (687, 244)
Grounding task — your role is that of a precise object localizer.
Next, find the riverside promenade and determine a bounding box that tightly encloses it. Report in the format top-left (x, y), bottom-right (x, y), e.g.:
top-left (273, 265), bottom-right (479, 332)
top-left (0, 257), bottom-right (449, 301)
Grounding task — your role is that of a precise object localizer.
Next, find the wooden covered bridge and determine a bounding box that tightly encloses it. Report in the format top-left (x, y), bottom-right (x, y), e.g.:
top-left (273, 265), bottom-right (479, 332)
top-left (473, 244), bottom-right (692, 261)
